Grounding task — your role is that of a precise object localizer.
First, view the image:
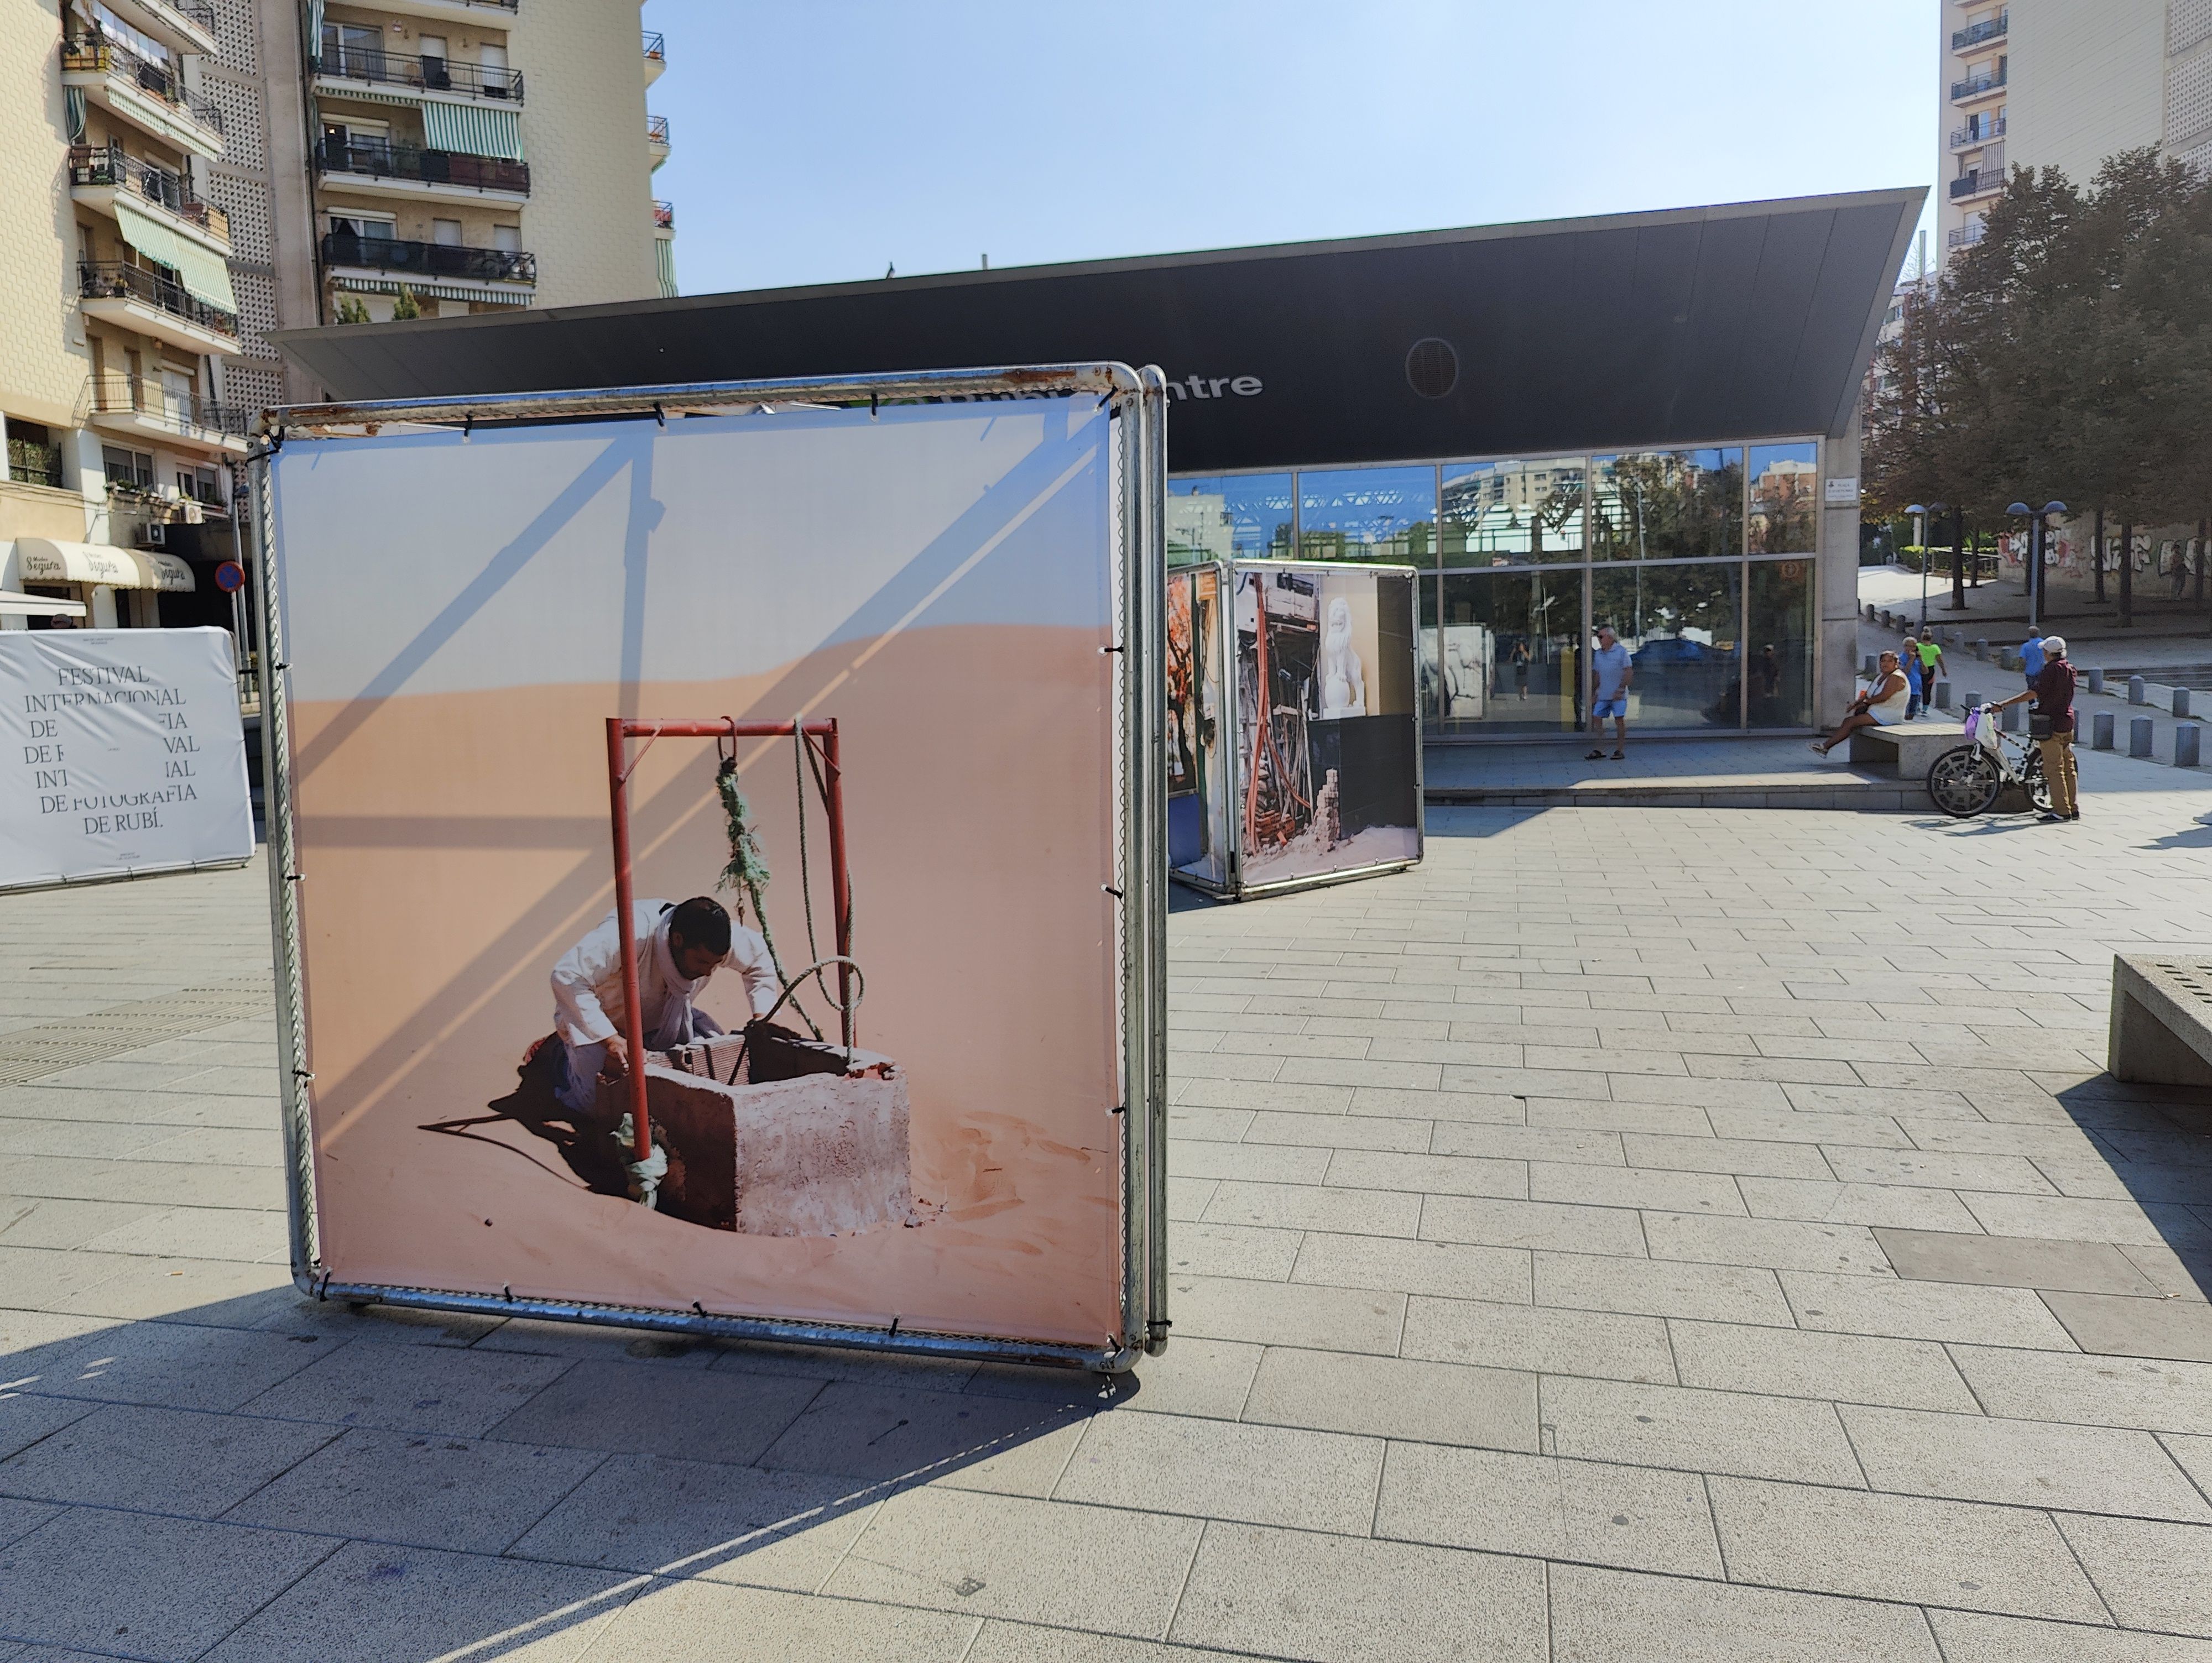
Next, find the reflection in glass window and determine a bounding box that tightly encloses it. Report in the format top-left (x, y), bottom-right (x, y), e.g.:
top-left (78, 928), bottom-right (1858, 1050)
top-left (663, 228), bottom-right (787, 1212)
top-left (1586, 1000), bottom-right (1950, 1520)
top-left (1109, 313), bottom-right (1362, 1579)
top-left (1296, 466), bottom-right (1436, 566)
top-left (1590, 562), bottom-right (1742, 729)
top-left (1422, 569), bottom-right (1585, 734)
top-left (1168, 474), bottom-right (1292, 566)
top-left (1589, 449), bottom-right (1744, 561)
top-left (1747, 442), bottom-right (1819, 555)
top-left (1747, 557), bottom-right (1814, 728)
top-left (1440, 458), bottom-right (1585, 566)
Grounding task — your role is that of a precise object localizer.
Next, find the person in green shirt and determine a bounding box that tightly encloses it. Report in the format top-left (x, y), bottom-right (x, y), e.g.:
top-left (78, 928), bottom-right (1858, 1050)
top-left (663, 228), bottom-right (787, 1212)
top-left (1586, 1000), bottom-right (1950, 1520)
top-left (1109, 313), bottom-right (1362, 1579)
top-left (1916, 634), bottom-right (1945, 692)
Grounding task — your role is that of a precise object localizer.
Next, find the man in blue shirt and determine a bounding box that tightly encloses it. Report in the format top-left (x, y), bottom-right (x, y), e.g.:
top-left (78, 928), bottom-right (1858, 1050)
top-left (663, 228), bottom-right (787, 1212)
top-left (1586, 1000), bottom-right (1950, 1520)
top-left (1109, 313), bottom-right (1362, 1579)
top-left (2020, 631), bottom-right (2046, 689)
top-left (1585, 624), bottom-right (1633, 760)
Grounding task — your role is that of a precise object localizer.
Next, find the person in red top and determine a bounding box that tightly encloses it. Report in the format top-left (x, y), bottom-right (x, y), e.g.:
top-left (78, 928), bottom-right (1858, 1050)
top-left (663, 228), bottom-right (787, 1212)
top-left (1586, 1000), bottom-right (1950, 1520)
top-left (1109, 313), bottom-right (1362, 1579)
top-left (1997, 634), bottom-right (2079, 822)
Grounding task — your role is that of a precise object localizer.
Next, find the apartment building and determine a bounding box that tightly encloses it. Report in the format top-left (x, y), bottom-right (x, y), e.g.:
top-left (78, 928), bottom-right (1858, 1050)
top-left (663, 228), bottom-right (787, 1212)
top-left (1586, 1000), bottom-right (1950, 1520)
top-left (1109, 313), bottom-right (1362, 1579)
top-left (1, 0), bottom-right (673, 636)
top-left (1940, 0), bottom-right (2212, 257)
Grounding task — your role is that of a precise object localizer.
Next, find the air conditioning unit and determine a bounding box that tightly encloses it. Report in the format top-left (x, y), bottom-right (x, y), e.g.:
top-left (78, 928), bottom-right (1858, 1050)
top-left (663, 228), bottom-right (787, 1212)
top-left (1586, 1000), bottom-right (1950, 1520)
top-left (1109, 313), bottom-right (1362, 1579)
top-left (139, 522), bottom-right (166, 547)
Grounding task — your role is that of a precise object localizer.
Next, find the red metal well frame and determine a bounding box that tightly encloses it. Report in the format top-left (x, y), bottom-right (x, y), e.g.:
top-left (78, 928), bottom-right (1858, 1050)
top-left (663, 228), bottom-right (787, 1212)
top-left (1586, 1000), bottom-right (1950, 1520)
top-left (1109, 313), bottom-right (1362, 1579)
top-left (604, 718), bottom-right (851, 1165)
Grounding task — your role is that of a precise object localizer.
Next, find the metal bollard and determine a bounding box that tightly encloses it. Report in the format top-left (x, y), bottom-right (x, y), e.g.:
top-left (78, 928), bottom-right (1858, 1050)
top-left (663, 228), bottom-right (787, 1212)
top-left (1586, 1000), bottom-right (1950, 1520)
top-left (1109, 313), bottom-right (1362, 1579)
top-left (1933, 681), bottom-right (1952, 711)
top-left (2177, 688), bottom-right (2193, 720)
top-left (2088, 667), bottom-right (2105, 695)
top-left (2130, 676), bottom-right (2148, 705)
top-left (2179, 724), bottom-right (2202, 768)
top-left (1999, 700), bottom-right (2022, 733)
top-left (1862, 655), bottom-right (1876, 678)
top-left (1974, 639), bottom-right (1989, 660)
top-left (1963, 688), bottom-right (1984, 715)
top-left (2131, 715), bottom-right (2154, 758)
top-left (2093, 711), bottom-right (2115, 750)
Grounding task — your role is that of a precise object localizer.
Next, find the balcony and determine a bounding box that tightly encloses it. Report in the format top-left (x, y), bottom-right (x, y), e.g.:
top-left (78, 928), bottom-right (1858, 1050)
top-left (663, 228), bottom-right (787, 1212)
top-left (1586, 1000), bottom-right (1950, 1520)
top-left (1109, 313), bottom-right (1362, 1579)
top-left (100, 0), bottom-right (218, 58)
top-left (314, 41), bottom-right (524, 103)
top-left (62, 34), bottom-right (226, 159)
top-left (1951, 67), bottom-right (2006, 102)
top-left (88, 374), bottom-right (249, 456)
top-left (321, 231), bottom-right (536, 295)
top-left (648, 113), bottom-right (670, 168)
top-left (1952, 12), bottom-right (2007, 51)
top-left (363, 0), bottom-right (518, 23)
top-left (1949, 169), bottom-right (2002, 200)
top-left (1950, 113), bottom-right (2006, 148)
top-left (1948, 222), bottom-right (1986, 249)
top-left (317, 136), bottom-right (530, 202)
top-left (644, 29), bottom-right (665, 85)
top-left (653, 200), bottom-right (674, 232)
top-left (70, 143), bottom-right (231, 253)
top-left (78, 260), bottom-right (239, 355)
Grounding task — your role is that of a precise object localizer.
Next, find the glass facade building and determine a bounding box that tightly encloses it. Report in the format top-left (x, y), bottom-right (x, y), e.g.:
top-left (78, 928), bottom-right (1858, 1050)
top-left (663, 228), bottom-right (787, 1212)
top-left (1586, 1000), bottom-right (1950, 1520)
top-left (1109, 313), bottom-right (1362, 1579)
top-left (1171, 439), bottom-right (1821, 738)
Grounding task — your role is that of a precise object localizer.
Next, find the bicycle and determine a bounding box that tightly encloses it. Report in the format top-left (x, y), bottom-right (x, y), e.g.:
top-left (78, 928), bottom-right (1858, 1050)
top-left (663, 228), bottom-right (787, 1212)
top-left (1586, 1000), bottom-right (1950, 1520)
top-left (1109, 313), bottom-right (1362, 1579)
top-left (1926, 704), bottom-right (2053, 818)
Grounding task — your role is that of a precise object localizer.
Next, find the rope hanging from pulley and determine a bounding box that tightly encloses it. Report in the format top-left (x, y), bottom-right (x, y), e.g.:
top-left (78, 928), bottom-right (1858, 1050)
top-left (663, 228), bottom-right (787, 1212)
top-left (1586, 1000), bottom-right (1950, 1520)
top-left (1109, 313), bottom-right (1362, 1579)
top-left (714, 729), bottom-right (824, 1042)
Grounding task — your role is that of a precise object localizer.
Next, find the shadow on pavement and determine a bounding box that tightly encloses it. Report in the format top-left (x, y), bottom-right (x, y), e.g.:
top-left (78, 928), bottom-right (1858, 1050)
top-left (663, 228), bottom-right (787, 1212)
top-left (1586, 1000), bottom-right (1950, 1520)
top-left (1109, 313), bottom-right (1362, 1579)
top-left (0, 1290), bottom-right (1134, 1659)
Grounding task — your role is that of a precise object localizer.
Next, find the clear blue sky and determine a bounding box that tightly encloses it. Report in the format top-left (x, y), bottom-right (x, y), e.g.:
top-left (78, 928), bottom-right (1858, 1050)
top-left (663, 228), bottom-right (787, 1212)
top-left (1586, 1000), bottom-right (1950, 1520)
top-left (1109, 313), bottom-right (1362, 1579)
top-left (639, 1), bottom-right (1937, 297)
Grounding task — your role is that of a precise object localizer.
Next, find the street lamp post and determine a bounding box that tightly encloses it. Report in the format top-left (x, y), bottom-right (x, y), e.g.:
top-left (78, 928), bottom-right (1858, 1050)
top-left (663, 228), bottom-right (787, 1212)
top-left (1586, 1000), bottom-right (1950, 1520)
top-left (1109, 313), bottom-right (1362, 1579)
top-left (1907, 503), bottom-right (1928, 626)
top-left (2007, 500), bottom-right (2069, 632)
top-left (1920, 501), bottom-right (1948, 629)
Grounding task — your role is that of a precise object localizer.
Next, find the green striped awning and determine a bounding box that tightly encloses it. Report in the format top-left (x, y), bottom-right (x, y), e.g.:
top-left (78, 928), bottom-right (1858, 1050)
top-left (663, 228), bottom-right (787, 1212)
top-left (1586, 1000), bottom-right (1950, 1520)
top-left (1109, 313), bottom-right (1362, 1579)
top-left (422, 99), bottom-right (524, 161)
top-left (655, 235), bottom-right (676, 299)
top-left (115, 197), bottom-right (237, 311)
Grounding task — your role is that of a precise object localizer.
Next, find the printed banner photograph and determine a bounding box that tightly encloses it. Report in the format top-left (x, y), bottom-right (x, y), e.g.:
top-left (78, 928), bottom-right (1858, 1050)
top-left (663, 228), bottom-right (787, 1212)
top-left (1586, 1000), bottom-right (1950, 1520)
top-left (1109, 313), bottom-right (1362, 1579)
top-left (1166, 566), bottom-right (1228, 888)
top-left (268, 391), bottom-right (1141, 1354)
top-left (1233, 562), bottom-right (1421, 891)
top-left (0, 626), bottom-right (253, 890)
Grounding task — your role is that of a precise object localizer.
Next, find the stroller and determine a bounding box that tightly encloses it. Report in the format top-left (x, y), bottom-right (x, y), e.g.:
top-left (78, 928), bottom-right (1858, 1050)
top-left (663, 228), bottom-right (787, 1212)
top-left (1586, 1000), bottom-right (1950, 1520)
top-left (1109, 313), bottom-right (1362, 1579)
top-left (1925, 704), bottom-right (2053, 818)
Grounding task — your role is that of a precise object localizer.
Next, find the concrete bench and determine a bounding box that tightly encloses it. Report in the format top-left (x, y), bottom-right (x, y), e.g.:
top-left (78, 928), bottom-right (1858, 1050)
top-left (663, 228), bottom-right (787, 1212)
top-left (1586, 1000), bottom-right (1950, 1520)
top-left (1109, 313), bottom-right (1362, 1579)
top-left (2110, 955), bottom-right (2212, 1087)
top-left (1847, 721), bottom-right (1966, 780)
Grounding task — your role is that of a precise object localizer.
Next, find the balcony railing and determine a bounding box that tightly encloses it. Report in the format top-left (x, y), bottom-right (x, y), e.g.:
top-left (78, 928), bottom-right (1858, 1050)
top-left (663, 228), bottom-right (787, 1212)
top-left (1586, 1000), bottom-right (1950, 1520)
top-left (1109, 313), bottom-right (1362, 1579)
top-left (1948, 222), bottom-right (1987, 249)
top-left (62, 34), bottom-right (226, 136)
top-left (644, 30), bottom-right (665, 61)
top-left (321, 231), bottom-right (536, 285)
top-left (69, 144), bottom-right (231, 242)
top-left (91, 374), bottom-right (249, 441)
top-left (316, 39), bottom-right (524, 101)
top-left (1950, 67), bottom-right (2006, 101)
top-left (318, 136), bottom-right (530, 195)
top-left (166, 0), bottom-right (217, 29)
top-left (1952, 12), bottom-right (2007, 50)
top-left (79, 259), bottom-right (239, 339)
top-left (1949, 169), bottom-right (2001, 200)
top-left (7, 438), bottom-right (64, 490)
top-left (1949, 113), bottom-right (2006, 148)
top-left (653, 200), bottom-right (674, 230)
top-left (648, 114), bottom-right (669, 144)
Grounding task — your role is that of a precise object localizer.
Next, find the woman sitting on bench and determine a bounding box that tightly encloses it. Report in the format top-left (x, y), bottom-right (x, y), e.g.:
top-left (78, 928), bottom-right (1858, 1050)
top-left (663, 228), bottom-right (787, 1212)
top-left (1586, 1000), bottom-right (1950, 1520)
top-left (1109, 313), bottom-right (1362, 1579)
top-left (1811, 651), bottom-right (1912, 756)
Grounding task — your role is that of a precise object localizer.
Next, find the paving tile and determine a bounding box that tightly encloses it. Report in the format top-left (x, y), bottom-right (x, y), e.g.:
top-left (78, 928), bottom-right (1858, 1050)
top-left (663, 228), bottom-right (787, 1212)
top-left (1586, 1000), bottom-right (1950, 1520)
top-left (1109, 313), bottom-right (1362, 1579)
top-left (1420, 1195), bottom-right (1645, 1256)
top-left (2052, 1514), bottom-right (2212, 1639)
top-left (1174, 1141), bottom-right (1334, 1185)
top-left (51, 1254), bottom-right (294, 1322)
top-left (200, 1540), bottom-right (636, 1663)
top-left (1822, 1147), bottom-right (2058, 1193)
top-left (967, 1624), bottom-right (1234, 1663)
top-left (1348, 1087), bottom-right (1525, 1125)
top-left (0, 1401), bottom-right (334, 1516)
top-left (1200, 1180), bottom-right (1421, 1237)
top-left (1641, 1212), bottom-right (1895, 1275)
top-left (1402, 1295), bottom-right (1676, 1383)
top-left (1527, 1162), bottom-right (1745, 1215)
top-left (239, 1337), bottom-right (573, 1434)
top-left (1162, 1220), bottom-right (1302, 1281)
top-left (1780, 1270), bottom-right (2078, 1347)
top-left (1241, 1346), bottom-right (1537, 1450)
top-left (1166, 1275), bottom-right (1404, 1356)
top-left (1618, 1133), bottom-right (1832, 1180)
top-left (1055, 1411), bottom-right (1383, 1534)
top-left (1928, 1611), bottom-right (2212, 1662)
top-left (485, 1358), bottom-right (823, 1464)
top-left (1539, 1376), bottom-right (1864, 1484)
top-left (0, 1508), bottom-right (339, 1662)
top-left (1526, 1099), bottom-right (1712, 1136)
top-left (1169, 1520), bottom-right (1548, 1663)
top-left (1178, 1079), bottom-right (1354, 1114)
top-left (1950, 1346), bottom-right (2212, 1435)
top-left (758, 1382), bottom-right (1087, 1485)
top-left (1290, 1232), bottom-right (1532, 1304)
top-left (1427, 1123), bottom-right (1626, 1165)
top-left (0, 1392), bottom-right (93, 1462)
top-left (1840, 1403), bottom-right (2212, 1521)
top-left (1533, 1253), bottom-right (1791, 1325)
top-left (2043, 1292), bottom-right (2212, 1363)
top-left (1241, 1111), bottom-right (1431, 1152)
top-left (1548, 1562), bottom-right (1941, 1662)
top-left (1115, 1338), bottom-right (1264, 1421)
top-left (1322, 1149), bottom-right (1527, 1200)
top-left (505, 1453), bottom-right (878, 1585)
top-left (1376, 1441), bottom-right (1721, 1576)
top-left (1873, 1228), bottom-right (2163, 1295)
top-left (824, 1488), bottom-right (1199, 1638)
top-left (1708, 1476), bottom-right (2106, 1620)
top-left (1704, 1107), bottom-right (1911, 1147)
top-left (77, 1205), bottom-right (288, 1263)
top-left (0, 1198), bottom-right (166, 1250)
top-left (1669, 1321), bottom-right (1978, 1411)
top-left (1960, 1192), bottom-right (2182, 1246)
top-left (1736, 1177), bottom-right (1985, 1231)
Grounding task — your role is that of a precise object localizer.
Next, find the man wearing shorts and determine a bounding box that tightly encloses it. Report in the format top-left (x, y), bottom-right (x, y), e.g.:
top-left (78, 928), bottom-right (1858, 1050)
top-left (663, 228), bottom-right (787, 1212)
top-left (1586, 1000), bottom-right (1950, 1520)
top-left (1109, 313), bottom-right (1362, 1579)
top-left (1586, 624), bottom-right (1632, 760)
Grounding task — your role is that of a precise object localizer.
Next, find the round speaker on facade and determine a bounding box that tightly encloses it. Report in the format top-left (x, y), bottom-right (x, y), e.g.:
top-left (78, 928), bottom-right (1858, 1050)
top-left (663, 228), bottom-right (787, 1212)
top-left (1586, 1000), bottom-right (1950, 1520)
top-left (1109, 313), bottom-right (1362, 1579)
top-left (1405, 337), bottom-right (1459, 399)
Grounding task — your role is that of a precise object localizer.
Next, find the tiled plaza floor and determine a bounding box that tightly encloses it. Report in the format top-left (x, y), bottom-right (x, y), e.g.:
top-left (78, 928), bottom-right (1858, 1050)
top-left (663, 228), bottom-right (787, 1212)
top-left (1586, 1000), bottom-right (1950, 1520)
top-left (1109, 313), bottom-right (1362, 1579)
top-left (6, 773), bottom-right (2212, 1660)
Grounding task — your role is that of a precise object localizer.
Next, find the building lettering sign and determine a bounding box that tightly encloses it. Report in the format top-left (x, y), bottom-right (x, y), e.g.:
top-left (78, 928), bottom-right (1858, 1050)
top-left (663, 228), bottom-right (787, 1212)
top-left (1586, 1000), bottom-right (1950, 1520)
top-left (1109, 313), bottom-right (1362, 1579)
top-left (0, 627), bottom-right (253, 890)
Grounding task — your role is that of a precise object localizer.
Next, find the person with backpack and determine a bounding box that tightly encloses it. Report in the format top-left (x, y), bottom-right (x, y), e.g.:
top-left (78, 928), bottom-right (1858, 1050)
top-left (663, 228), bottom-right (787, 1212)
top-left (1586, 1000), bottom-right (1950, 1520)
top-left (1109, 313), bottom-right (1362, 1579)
top-left (1996, 635), bottom-right (2079, 822)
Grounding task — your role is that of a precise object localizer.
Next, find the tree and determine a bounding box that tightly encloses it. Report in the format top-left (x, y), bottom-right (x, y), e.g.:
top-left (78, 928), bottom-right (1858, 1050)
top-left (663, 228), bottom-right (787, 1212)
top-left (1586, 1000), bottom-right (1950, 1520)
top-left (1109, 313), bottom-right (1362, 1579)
top-left (388, 285), bottom-right (422, 321)
top-left (333, 294), bottom-right (371, 325)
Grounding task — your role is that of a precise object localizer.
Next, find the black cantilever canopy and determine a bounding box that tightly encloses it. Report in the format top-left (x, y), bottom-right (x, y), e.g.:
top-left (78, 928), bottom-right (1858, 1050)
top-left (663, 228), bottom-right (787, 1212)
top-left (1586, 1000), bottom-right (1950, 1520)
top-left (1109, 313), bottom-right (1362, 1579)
top-left (272, 187), bottom-right (1923, 474)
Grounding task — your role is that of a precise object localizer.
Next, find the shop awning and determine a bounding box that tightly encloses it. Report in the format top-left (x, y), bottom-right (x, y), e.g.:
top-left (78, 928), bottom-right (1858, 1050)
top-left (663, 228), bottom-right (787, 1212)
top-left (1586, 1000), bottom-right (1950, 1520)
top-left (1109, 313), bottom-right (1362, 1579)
top-left (113, 198), bottom-right (238, 312)
top-left (0, 589), bottom-right (88, 619)
top-left (422, 99), bottom-right (524, 161)
top-left (15, 540), bottom-right (195, 593)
